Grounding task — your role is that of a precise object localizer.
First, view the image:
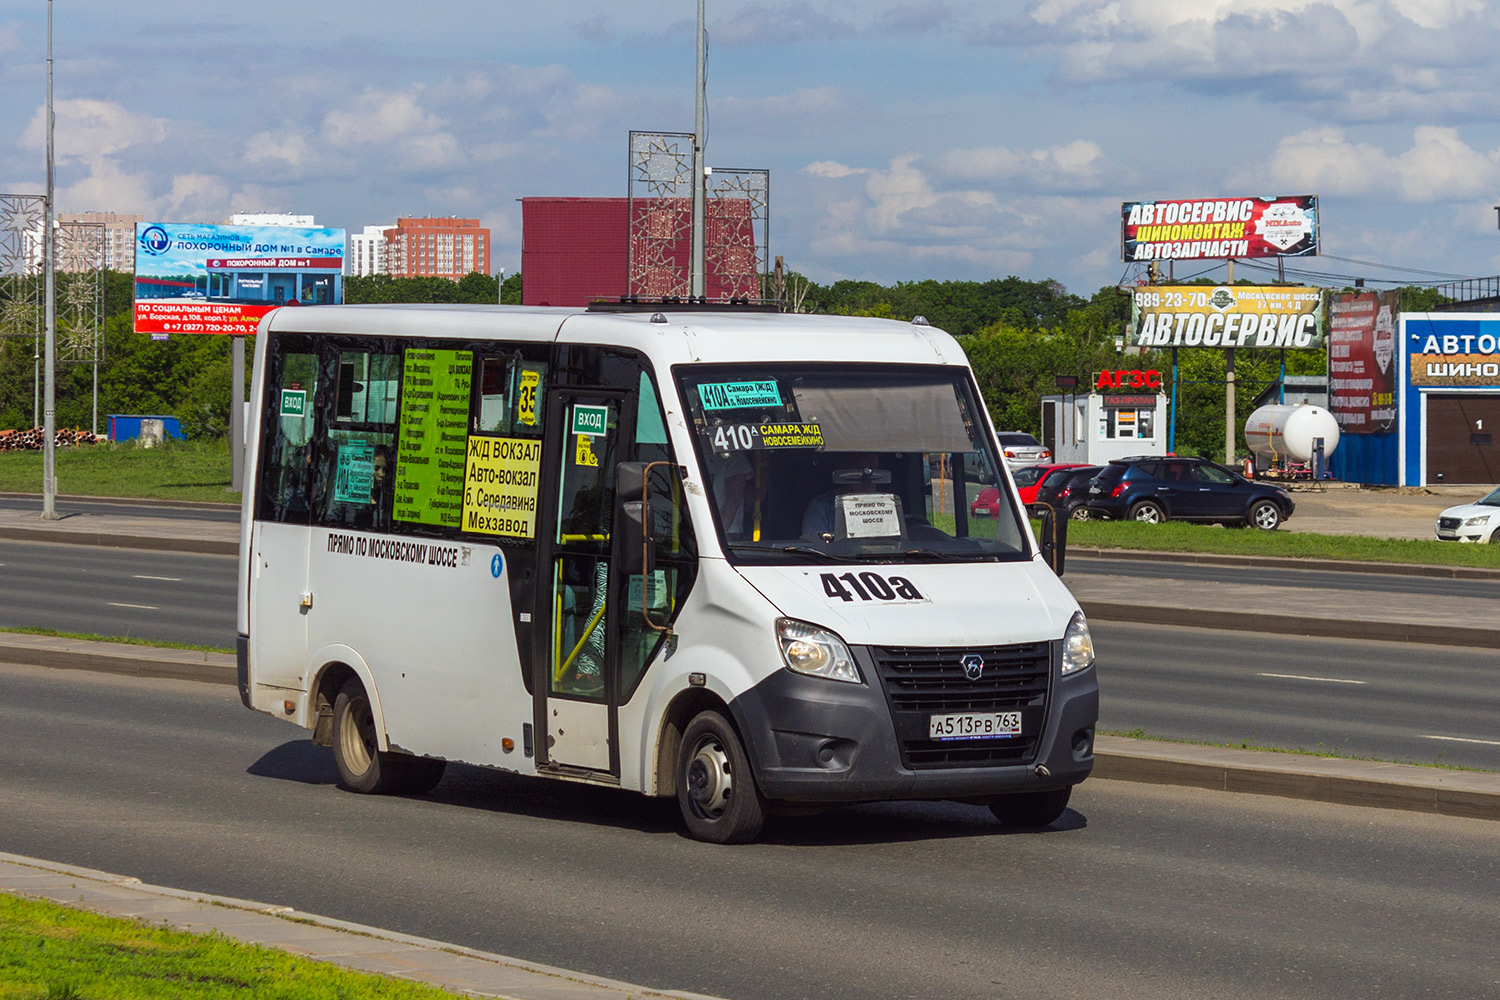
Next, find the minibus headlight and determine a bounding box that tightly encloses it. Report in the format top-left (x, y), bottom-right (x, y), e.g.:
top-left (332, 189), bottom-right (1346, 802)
top-left (775, 619), bottom-right (861, 684)
top-left (1060, 612), bottom-right (1095, 676)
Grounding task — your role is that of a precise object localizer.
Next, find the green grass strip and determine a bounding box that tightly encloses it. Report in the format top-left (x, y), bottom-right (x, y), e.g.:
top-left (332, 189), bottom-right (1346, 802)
top-left (0, 892), bottom-right (462, 999)
top-left (1053, 519), bottom-right (1500, 569)
top-left (1101, 728), bottom-right (1491, 773)
top-left (0, 627), bottom-right (231, 655)
top-left (0, 440), bottom-right (240, 506)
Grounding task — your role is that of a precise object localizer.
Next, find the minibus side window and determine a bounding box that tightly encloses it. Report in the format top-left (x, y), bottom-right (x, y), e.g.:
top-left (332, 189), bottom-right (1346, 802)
top-left (317, 346), bottom-right (399, 531)
top-left (472, 356), bottom-right (548, 437)
top-left (256, 339), bottom-right (318, 524)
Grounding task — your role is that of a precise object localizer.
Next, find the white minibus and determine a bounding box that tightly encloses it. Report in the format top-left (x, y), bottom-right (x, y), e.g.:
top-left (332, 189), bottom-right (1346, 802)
top-left (237, 302), bottom-right (1097, 843)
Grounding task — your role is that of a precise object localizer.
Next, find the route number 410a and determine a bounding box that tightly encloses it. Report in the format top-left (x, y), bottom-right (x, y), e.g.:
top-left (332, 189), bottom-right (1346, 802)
top-left (821, 571), bottom-right (925, 603)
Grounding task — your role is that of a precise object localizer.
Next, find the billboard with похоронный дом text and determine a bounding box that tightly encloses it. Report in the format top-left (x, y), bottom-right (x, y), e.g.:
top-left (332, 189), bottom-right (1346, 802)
top-left (133, 222), bottom-right (345, 335)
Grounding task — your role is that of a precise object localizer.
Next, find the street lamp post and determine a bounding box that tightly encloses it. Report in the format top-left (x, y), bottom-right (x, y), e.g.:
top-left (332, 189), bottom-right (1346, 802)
top-left (42, 0), bottom-right (57, 520)
top-left (690, 0), bottom-right (706, 299)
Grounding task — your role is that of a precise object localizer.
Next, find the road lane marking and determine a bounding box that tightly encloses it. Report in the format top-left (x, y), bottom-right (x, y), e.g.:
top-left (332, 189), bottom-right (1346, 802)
top-left (132, 575), bottom-right (181, 582)
top-left (1420, 735), bottom-right (1500, 747)
top-left (107, 602), bottom-right (159, 610)
top-left (1258, 672), bottom-right (1366, 685)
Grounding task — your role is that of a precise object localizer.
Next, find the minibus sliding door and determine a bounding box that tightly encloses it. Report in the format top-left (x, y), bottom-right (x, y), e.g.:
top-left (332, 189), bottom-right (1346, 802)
top-left (535, 389), bottom-right (636, 775)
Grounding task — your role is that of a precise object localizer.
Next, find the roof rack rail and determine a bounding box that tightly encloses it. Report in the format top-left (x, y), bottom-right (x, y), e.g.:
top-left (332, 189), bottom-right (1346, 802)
top-left (586, 296), bottom-right (779, 313)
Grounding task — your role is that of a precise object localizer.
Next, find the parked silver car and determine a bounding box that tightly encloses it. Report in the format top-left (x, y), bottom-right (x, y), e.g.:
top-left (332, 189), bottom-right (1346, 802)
top-left (996, 431), bottom-right (1050, 472)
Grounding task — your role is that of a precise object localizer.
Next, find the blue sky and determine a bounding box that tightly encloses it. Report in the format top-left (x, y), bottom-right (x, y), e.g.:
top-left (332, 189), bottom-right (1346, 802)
top-left (4, 0), bottom-right (1500, 298)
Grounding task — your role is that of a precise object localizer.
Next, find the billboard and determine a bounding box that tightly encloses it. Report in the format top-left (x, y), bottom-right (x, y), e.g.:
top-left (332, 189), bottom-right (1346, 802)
top-left (1328, 290), bottom-right (1398, 435)
top-left (1121, 196), bottom-right (1318, 262)
top-left (134, 223), bottom-right (345, 335)
top-left (1130, 286), bottom-right (1326, 349)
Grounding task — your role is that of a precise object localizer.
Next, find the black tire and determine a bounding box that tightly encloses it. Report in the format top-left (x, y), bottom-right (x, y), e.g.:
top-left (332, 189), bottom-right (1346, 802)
top-left (1067, 506), bottom-right (1092, 521)
top-left (332, 678), bottom-right (405, 794)
top-left (677, 711), bottom-right (767, 844)
top-left (989, 787), bottom-right (1072, 827)
top-left (1128, 500), bottom-right (1165, 524)
top-left (1248, 500), bottom-right (1282, 530)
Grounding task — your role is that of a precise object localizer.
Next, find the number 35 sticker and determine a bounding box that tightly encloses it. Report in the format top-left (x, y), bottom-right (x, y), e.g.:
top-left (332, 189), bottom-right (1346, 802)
top-left (820, 571), bottom-right (926, 604)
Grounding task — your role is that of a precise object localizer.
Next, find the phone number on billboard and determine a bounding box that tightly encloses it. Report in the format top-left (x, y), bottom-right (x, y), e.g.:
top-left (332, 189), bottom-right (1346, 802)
top-left (1135, 290), bottom-right (1213, 309)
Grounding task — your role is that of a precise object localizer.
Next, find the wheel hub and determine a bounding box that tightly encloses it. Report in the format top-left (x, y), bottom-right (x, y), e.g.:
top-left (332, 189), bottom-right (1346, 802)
top-left (686, 740), bottom-right (732, 816)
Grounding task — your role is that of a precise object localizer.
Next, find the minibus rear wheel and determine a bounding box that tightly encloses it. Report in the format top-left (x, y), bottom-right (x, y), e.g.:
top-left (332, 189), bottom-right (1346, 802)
top-left (677, 711), bottom-right (767, 844)
top-left (333, 677), bottom-right (410, 795)
top-left (988, 787), bottom-right (1072, 827)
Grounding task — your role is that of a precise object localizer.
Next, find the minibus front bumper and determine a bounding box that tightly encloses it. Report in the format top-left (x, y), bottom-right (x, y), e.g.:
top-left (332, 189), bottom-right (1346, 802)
top-left (728, 642), bottom-right (1097, 803)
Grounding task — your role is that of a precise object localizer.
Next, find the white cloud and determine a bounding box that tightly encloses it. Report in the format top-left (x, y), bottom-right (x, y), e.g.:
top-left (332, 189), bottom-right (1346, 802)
top-left (1231, 126), bottom-right (1500, 201)
top-left (932, 139), bottom-right (1106, 189)
top-left (804, 160), bottom-right (868, 178)
top-left (993, 0), bottom-right (1500, 121)
top-left (323, 89), bottom-right (444, 148)
top-left (799, 151), bottom-right (1119, 279)
top-left (716, 87), bottom-right (845, 121)
top-left (21, 99), bottom-right (167, 160)
top-left (243, 126), bottom-right (317, 170)
top-left (320, 88), bottom-right (462, 172)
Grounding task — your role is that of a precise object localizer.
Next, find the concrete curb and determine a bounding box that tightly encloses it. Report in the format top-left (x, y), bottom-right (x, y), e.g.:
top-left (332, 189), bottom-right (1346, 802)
top-left (0, 635), bottom-right (235, 685)
top-left (0, 852), bottom-right (725, 1000)
top-left (1093, 735), bottom-right (1500, 822)
top-left (0, 491), bottom-right (241, 512)
top-left (0, 526), bottom-right (238, 555)
top-left (1078, 600), bottom-right (1500, 650)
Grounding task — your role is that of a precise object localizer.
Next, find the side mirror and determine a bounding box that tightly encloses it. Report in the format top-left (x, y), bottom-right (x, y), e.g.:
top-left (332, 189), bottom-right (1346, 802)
top-left (1037, 503), bottom-right (1067, 577)
top-left (615, 462), bottom-right (654, 577)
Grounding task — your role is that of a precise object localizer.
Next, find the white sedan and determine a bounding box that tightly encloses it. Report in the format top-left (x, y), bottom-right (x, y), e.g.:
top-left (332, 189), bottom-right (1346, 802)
top-left (1435, 486), bottom-right (1500, 543)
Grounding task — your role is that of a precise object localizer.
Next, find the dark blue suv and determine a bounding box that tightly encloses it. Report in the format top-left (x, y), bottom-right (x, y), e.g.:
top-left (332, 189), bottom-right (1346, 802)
top-left (1083, 457), bottom-right (1295, 529)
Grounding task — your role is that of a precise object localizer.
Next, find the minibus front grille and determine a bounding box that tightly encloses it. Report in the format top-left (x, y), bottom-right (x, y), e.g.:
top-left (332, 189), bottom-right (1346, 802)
top-left (870, 642), bottom-right (1051, 769)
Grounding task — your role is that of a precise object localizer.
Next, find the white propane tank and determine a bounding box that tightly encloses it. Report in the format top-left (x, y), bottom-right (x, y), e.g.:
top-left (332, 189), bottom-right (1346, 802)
top-left (1243, 404), bottom-right (1340, 463)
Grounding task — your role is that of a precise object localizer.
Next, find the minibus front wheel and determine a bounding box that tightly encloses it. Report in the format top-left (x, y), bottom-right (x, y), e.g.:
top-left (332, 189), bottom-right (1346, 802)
top-left (332, 678), bottom-right (446, 795)
top-left (677, 711), bottom-right (767, 844)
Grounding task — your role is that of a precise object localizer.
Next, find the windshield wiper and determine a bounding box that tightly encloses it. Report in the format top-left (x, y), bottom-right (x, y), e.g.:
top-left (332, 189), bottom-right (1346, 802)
top-left (778, 544), bottom-right (860, 563)
top-left (725, 543), bottom-right (853, 563)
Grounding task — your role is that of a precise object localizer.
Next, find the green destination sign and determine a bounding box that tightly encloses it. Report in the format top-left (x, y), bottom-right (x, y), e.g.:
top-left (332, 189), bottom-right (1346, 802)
top-left (394, 348), bottom-right (472, 527)
top-left (279, 389), bottom-right (306, 417)
top-left (572, 404), bottom-right (608, 437)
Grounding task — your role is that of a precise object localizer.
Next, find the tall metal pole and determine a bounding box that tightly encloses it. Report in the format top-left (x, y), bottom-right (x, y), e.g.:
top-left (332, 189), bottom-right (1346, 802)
top-left (1223, 259), bottom-right (1235, 466)
top-left (42, 0), bottom-right (58, 519)
top-left (690, 0), bottom-right (706, 299)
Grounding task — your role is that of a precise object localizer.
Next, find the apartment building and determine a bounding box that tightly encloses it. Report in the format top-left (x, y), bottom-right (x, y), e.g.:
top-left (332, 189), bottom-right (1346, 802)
top-left (347, 224), bottom-right (393, 276)
top-left (383, 217), bottom-right (489, 280)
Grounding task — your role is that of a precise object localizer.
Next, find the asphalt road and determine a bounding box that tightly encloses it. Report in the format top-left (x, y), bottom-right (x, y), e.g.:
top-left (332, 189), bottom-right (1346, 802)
top-left (2, 540), bottom-right (1496, 768)
top-left (0, 539), bottom-right (237, 647)
top-left (1094, 621), bottom-right (1500, 770)
top-left (2, 663), bottom-right (1498, 1000)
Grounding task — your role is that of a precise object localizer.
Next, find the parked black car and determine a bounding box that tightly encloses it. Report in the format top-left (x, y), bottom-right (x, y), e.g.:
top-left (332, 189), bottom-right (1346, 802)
top-left (1083, 456), bottom-right (1295, 529)
top-left (1031, 465), bottom-right (1101, 520)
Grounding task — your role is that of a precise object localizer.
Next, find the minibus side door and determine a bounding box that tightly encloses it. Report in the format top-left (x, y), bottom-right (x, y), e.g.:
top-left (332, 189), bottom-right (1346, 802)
top-left (535, 389), bottom-right (635, 774)
top-left (248, 339), bottom-right (318, 691)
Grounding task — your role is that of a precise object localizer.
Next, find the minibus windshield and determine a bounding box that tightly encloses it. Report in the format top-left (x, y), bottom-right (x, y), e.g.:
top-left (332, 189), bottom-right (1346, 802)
top-left (676, 365), bottom-right (1030, 564)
